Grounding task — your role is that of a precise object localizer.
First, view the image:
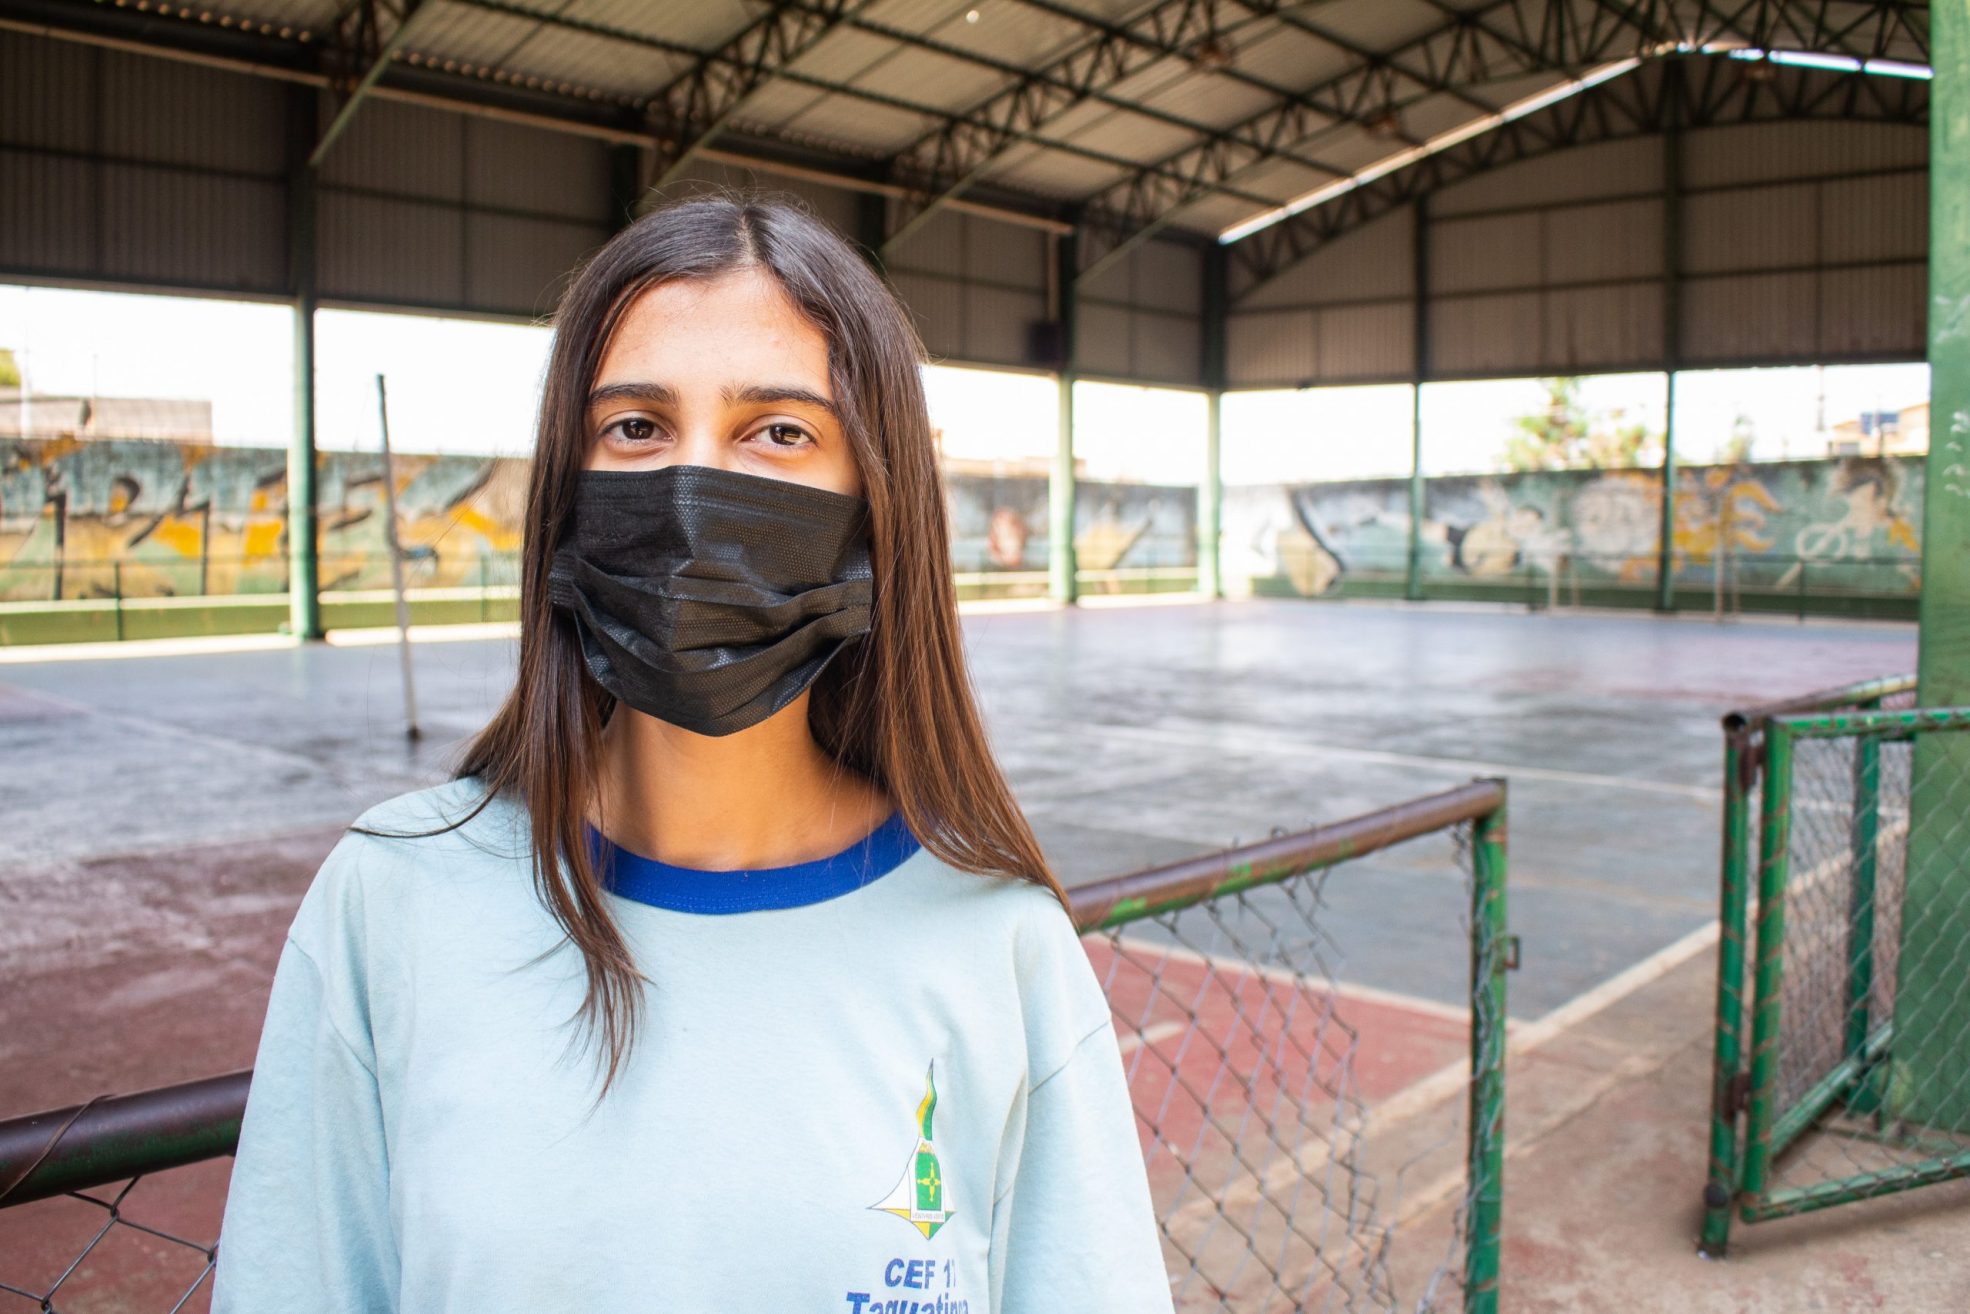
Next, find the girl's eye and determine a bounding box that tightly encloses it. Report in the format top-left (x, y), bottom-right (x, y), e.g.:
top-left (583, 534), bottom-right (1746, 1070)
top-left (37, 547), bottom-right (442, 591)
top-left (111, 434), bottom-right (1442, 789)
top-left (603, 417), bottom-right (659, 445)
top-left (759, 423), bottom-right (815, 448)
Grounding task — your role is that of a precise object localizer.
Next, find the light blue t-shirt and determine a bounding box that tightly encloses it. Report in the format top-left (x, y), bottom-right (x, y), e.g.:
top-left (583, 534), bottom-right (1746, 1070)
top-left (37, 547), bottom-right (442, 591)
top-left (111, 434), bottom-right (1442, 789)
top-left (212, 777), bottom-right (1174, 1313)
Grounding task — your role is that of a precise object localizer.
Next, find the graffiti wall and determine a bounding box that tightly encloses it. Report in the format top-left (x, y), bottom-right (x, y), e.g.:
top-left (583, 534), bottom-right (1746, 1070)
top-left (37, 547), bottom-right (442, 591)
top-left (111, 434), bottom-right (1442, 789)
top-left (945, 473), bottom-right (1197, 574)
top-left (0, 437), bottom-right (526, 601)
top-left (0, 437), bottom-right (1195, 601)
top-left (1227, 457), bottom-right (1925, 598)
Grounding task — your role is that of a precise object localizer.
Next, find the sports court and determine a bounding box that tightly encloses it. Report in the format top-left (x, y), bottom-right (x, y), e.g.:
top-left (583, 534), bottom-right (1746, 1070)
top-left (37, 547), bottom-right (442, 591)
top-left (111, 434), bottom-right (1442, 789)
top-left (4, 600), bottom-right (1960, 1307)
top-left (3, 0), bottom-right (1968, 1310)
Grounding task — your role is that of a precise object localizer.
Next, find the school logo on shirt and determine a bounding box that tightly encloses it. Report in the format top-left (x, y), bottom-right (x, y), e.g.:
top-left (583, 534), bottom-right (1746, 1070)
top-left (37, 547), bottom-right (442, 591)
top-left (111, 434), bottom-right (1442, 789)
top-left (870, 1061), bottom-right (953, 1239)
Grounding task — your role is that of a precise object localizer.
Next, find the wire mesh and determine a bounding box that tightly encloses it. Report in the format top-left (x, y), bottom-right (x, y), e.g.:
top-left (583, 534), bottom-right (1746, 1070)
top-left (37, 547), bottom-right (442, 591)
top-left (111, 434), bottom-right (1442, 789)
top-left (1, 794), bottom-right (1507, 1313)
top-left (0, 1167), bottom-right (225, 1313)
top-left (1743, 710), bottom-right (1970, 1221)
top-left (1079, 816), bottom-right (1503, 1312)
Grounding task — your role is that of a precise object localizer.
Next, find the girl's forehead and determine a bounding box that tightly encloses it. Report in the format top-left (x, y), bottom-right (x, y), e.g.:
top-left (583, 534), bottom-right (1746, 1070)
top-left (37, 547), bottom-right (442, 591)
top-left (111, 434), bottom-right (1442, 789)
top-left (598, 270), bottom-right (828, 385)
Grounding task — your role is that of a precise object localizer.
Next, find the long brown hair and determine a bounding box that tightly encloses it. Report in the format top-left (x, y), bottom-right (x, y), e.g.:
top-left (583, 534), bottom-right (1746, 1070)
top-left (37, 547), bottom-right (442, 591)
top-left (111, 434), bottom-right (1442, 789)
top-left (436, 189), bottom-right (1067, 1096)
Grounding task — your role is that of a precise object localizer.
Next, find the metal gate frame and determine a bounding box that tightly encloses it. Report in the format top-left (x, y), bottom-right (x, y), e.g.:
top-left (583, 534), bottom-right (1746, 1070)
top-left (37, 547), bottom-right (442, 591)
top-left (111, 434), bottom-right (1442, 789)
top-left (1700, 677), bottom-right (1970, 1255)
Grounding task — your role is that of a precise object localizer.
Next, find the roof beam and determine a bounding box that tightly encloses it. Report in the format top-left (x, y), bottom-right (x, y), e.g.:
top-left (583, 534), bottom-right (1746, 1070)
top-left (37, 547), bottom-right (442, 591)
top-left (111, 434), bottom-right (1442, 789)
top-left (878, 0), bottom-right (1397, 257)
top-left (644, 0), bottom-right (876, 194)
top-left (442, 0), bottom-right (1281, 219)
top-left (1227, 52), bottom-right (1927, 301)
top-left (1071, 0), bottom-right (1625, 281)
top-left (1074, 0), bottom-right (1573, 285)
top-left (1080, 0), bottom-right (1925, 279)
top-left (309, 0), bottom-right (428, 167)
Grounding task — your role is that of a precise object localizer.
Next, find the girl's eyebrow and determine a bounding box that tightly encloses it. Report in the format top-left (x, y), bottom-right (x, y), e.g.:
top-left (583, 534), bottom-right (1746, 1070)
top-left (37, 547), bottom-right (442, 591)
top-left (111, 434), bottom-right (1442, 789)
top-left (587, 380), bottom-right (842, 423)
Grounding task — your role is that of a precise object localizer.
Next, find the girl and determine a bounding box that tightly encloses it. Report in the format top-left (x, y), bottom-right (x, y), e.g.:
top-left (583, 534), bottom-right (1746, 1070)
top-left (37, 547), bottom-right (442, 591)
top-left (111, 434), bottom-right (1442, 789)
top-left (212, 193), bottom-right (1174, 1313)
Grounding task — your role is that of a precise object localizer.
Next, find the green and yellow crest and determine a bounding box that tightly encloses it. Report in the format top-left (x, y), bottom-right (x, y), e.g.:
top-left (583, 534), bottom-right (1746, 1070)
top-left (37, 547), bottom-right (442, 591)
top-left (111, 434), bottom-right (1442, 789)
top-left (871, 1061), bottom-right (953, 1239)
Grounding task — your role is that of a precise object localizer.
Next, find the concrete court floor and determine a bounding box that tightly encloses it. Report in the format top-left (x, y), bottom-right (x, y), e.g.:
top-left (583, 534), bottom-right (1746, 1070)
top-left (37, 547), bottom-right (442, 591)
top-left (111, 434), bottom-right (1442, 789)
top-left (0, 596), bottom-right (1940, 1309)
top-left (0, 596), bottom-right (1918, 1101)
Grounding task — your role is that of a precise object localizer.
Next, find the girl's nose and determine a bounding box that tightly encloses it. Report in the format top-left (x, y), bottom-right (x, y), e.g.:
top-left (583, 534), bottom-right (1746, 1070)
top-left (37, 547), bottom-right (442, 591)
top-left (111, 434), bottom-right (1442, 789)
top-left (666, 431), bottom-right (739, 472)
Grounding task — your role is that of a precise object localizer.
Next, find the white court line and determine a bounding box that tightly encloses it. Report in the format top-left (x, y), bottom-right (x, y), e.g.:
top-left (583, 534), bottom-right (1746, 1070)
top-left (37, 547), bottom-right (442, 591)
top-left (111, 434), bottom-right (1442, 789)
top-left (1373, 916), bottom-right (1722, 1129)
top-left (0, 632), bottom-right (300, 664)
top-left (1161, 917), bottom-right (1724, 1235)
top-left (1117, 1019), bottom-right (1189, 1058)
top-left (1084, 719), bottom-right (1719, 802)
top-left (324, 621), bottom-right (519, 647)
top-left (1111, 934), bottom-right (1486, 1029)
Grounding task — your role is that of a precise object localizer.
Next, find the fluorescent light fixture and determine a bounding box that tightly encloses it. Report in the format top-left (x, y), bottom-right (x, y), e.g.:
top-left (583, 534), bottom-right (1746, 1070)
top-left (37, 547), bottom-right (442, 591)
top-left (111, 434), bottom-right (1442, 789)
top-left (1731, 47), bottom-right (1930, 78)
top-left (1770, 49), bottom-right (1863, 72)
top-left (1220, 43), bottom-right (1935, 244)
top-left (1219, 56), bottom-right (1643, 245)
top-left (1864, 58), bottom-right (1933, 79)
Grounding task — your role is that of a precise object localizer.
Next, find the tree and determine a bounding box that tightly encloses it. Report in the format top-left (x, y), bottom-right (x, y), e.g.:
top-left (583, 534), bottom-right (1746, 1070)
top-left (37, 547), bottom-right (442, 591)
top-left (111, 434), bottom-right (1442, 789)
top-left (1718, 411), bottom-right (1755, 465)
top-left (0, 349), bottom-right (20, 390)
top-left (1500, 376), bottom-right (1654, 471)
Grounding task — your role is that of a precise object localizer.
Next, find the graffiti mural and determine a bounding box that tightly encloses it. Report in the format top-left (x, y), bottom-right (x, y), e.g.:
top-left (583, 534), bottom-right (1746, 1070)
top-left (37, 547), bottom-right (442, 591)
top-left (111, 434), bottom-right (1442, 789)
top-left (1, 437), bottom-right (526, 602)
top-left (1231, 457), bottom-right (1925, 597)
top-left (1, 437), bottom-right (1196, 602)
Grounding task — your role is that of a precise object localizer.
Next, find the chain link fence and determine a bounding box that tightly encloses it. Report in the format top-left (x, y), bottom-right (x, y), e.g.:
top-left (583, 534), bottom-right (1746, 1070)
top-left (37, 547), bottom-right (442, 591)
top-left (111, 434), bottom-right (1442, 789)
top-left (1068, 780), bottom-right (1510, 1313)
top-left (1701, 680), bottom-right (1970, 1255)
top-left (0, 1073), bottom-right (244, 1312)
top-left (1, 783), bottom-right (1510, 1313)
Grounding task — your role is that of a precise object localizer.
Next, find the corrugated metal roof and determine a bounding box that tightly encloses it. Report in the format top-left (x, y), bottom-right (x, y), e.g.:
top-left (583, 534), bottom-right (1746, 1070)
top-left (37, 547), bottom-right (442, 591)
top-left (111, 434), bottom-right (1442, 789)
top-left (6, 0), bottom-right (1933, 255)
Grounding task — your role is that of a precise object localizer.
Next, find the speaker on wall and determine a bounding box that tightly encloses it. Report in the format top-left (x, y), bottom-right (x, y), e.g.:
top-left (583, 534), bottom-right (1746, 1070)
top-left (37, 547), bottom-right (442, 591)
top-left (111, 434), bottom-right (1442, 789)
top-left (1025, 319), bottom-right (1065, 368)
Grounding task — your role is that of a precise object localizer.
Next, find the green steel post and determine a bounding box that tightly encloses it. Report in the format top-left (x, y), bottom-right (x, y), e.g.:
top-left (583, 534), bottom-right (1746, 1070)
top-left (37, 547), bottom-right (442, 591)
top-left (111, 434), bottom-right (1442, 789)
top-left (1699, 726), bottom-right (1754, 1255)
top-left (1657, 64), bottom-right (1683, 613)
top-left (609, 144), bottom-right (645, 230)
top-left (1199, 244), bottom-right (1226, 599)
top-left (1740, 719), bottom-right (1796, 1204)
top-left (1843, 727), bottom-right (1884, 1116)
top-left (1051, 230), bottom-right (1079, 605)
top-left (286, 87), bottom-right (323, 641)
top-left (1201, 390), bottom-right (1222, 598)
top-left (1465, 789), bottom-right (1508, 1314)
top-left (113, 561), bottom-right (124, 642)
top-left (1406, 197), bottom-right (1428, 602)
top-left (1658, 372), bottom-right (1678, 610)
top-left (1899, 0), bottom-right (1970, 1131)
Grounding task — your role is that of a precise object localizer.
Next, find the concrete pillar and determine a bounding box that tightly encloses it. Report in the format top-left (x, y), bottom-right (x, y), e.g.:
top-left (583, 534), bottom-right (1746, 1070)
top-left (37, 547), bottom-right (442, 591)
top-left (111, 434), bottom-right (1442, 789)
top-left (286, 88), bottom-right (322, 641)
top-left (1895, 0), bottom-right (1970, 1129)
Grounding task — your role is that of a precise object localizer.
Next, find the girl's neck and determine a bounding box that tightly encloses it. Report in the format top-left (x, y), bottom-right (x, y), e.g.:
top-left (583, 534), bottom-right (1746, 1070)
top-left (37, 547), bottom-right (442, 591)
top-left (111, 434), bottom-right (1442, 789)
top-left (590, 692), bottom-right (893, 870)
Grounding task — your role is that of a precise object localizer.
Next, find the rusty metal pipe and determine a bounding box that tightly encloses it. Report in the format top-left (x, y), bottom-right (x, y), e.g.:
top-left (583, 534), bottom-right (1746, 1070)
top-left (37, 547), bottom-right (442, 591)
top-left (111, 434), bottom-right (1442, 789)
top-left (1722, 673), bottom-right (1917, 734)
top-left (1068, 779), bottom-right (1506, 932)
top-left (0, 1070), bottom-right (250, 1208)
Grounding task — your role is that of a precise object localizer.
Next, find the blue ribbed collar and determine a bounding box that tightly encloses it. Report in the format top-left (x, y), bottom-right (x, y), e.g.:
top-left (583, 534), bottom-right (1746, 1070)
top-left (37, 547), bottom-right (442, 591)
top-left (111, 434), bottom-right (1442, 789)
top-left (588, 810), bottom-right (921, 915)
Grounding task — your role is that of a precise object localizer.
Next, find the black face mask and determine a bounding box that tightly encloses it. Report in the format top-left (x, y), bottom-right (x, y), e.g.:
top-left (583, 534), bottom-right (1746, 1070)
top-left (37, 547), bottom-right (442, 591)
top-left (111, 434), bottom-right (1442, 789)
top-left (547, 464), bottom-right (874, 737)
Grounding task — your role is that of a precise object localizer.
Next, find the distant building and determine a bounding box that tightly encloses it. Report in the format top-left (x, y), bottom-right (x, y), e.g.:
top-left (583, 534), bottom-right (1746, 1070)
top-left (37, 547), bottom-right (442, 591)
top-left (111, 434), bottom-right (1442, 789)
top-left (1827, 400), bottom-right (1928, 458)
top-left (0, 390), bottom-right (214, 442)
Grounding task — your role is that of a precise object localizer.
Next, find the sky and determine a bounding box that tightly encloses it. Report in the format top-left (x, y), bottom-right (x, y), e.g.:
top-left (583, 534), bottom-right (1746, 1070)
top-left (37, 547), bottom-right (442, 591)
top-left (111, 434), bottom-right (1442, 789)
top-left (0, 282), bottom-right (1933, 487)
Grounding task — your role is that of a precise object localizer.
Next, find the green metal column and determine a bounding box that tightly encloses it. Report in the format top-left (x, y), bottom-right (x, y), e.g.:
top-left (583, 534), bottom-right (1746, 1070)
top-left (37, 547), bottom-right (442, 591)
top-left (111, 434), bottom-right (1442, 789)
top-left (1406, 197), bottom-right (1428, 602)
top-left (1897, 0), bottom-right (1970, 1130)
top-left (1199, 244), bottom-right (1226, 599)
top-left (1464, 788), bottom-right (1509, 1314)
top-left (1657, 85), bottom-right (1683, 613)
top-left (1052, 230), bottom-right (1079, 605)
top-left (609, 145), bottom-right (646, 231)
top-left (286, 87), bottom-right (322, 641)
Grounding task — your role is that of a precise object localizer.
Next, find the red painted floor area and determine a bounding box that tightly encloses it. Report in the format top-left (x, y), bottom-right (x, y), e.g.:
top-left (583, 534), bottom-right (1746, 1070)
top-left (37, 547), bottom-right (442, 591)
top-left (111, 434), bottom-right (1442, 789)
top-left (1084, 935), bottom-right (1472, 1190)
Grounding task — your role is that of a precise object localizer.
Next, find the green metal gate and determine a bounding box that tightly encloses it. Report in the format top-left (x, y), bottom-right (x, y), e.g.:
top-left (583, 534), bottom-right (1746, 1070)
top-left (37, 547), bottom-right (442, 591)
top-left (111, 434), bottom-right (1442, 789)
top-left (1702, 681), bottom-right (1970, 1255)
